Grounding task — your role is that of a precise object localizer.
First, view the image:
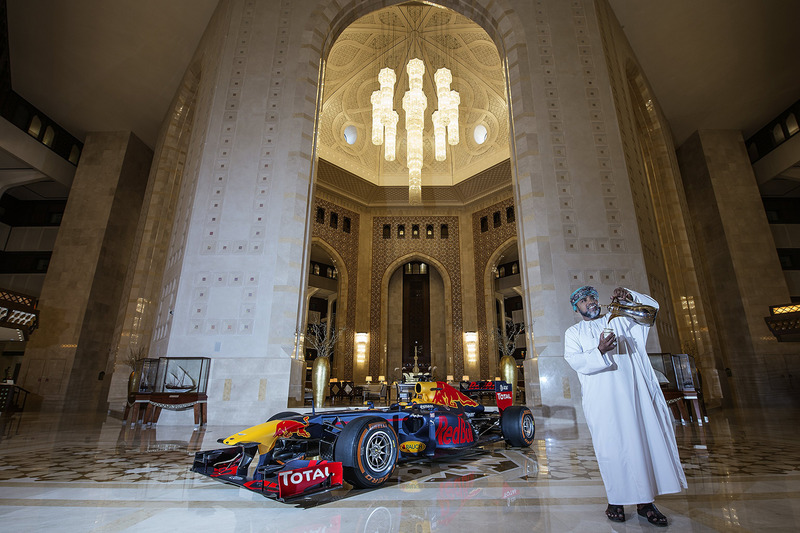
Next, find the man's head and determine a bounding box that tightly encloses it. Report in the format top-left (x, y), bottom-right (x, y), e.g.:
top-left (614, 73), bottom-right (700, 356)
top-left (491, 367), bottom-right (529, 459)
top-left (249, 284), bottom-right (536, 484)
top-left (570, 285), bottom-right (601, 320)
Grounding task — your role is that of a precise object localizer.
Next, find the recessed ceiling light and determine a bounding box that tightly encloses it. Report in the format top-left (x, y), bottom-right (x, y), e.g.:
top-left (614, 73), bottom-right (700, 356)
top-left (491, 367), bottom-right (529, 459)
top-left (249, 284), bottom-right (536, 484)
top-left (343, 125), bottom-right (357, 145)
top-left (473, 124), bottom-right (488, 144)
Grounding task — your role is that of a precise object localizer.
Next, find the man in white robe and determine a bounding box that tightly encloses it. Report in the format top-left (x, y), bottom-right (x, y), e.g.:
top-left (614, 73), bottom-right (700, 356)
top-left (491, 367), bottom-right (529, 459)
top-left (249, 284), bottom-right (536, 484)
top-left (564, 285), bottom-right (687, 526)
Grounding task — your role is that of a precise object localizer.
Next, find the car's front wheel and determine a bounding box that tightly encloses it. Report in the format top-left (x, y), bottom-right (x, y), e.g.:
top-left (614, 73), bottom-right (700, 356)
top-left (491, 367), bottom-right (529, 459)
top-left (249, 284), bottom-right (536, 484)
top-left (501, 405), bottom-right (535, 447)
top-left (334, 416), bottom-right (398, 489)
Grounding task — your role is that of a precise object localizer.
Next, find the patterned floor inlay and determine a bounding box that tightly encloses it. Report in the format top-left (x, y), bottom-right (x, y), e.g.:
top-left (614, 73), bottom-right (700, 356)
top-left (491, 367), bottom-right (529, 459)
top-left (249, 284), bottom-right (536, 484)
top-left (1, 418), bottom-right (799, 488)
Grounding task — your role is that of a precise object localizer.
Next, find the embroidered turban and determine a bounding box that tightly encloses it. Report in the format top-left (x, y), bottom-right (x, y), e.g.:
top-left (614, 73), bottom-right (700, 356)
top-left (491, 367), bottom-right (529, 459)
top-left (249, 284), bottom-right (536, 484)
top-left (569, 285), bottom-right (598, 311)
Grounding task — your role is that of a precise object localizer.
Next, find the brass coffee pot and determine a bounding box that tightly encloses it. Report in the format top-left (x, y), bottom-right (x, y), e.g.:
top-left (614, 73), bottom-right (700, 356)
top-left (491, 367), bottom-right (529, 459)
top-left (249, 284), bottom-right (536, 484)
top-left (607, 299), bottom-right (658, 326)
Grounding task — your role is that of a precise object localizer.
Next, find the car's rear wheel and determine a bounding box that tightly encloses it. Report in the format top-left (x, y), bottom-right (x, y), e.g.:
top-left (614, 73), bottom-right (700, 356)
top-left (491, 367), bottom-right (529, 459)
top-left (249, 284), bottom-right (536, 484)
top-left (334, 416), bottom-right (398, 489)
top-left (501, 405), bottom-right (535, 447)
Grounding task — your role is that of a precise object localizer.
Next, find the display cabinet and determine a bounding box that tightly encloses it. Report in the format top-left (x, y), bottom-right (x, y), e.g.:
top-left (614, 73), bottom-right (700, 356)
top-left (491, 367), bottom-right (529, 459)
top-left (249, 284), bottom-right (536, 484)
top-left (153, 357), bottom-right (210, 394)
top-left (135, 358), bottom-right (159, 394)
top-left (648, 353), bottom-right (699, 392)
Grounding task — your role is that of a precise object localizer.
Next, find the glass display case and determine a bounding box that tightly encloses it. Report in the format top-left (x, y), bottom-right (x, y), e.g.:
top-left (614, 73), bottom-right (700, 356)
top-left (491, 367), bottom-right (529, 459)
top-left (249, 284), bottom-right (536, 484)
top-left (135, 358), bottom-right (159, 394)
top-left (648, 353), bottom-right (677, 389)
top-left (672, 353), bottom-right (698, 392)
top-left (648, 353), bottom-right (698, 392)
top-left (154, 357), bottom-right (210, 394)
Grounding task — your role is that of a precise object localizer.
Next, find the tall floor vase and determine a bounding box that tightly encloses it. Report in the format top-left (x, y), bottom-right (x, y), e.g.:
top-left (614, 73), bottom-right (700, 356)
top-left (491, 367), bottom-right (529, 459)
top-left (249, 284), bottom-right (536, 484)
top-left (312, 356), bottom-right (330, 408)
top-left (499, 354), bottom-right (517, 403)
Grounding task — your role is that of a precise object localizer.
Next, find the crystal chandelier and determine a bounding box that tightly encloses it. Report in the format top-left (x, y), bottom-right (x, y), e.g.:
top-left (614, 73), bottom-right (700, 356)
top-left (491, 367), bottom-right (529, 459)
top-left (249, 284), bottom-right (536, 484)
top-left (371, 68), bottom-right (398, 161)
top-left (372, 58), bottom-right (459, 204)
top-left (402, 58), bottom-right (426, 204)
top-left (432, 67), bottom-right (459, 161)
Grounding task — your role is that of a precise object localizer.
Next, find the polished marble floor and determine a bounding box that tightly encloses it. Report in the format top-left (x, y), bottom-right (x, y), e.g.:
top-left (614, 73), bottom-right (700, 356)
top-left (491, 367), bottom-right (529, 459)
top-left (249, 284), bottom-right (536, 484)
top-left (1, 405), bottom-right (799, 532)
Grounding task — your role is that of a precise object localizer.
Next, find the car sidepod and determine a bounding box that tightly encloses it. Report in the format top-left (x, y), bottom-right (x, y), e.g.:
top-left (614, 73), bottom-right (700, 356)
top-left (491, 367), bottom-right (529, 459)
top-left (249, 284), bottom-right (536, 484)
top-left (432, 410), bottom-right (477, 450)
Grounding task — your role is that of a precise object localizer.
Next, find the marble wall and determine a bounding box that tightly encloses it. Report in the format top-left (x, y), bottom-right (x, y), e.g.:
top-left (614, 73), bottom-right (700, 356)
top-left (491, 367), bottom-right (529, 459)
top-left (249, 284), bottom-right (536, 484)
top-left (78, 0), bottom-right (793, 426)
top-left (117, 0), bottom-right (658, 424)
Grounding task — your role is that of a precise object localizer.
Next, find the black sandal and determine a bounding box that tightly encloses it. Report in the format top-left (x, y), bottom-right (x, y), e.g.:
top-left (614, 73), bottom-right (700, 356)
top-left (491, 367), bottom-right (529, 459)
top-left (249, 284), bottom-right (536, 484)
top-left (637, 503), bottom-right (668, 527)
top-left (605, 504), bottom-right (625, 522)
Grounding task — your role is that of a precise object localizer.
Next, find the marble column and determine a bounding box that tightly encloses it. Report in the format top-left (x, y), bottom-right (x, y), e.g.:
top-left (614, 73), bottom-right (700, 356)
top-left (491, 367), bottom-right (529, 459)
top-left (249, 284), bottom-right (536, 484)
top-left (19, 132), bottom-right (152, 411)
top-left (677, 130), bottom-right (797, 408)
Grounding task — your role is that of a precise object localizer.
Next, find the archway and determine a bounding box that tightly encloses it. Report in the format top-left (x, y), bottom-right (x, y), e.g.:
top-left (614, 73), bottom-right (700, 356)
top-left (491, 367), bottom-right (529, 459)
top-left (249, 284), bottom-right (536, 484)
top-left (306, 239), bottom-right (349, 380)
top-left (380, 253), bottom-right (453, 384)
top-left (484, 238), bottom-right (524, 375)
top-left (291, 0), bottom-right (544, 392)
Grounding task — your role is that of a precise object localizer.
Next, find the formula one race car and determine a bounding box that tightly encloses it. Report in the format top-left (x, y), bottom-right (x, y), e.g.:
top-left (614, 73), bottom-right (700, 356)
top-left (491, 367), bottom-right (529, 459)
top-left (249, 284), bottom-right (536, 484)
top-left (191, 380), bottom-right (535, 501)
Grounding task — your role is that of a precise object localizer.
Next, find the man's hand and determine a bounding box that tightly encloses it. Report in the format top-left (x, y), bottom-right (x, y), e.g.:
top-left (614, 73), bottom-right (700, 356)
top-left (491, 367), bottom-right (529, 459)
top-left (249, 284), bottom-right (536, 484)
top-left (599, 331), bottom-right (616, 354)
top-left (612, 287), bottom-right (632, 302)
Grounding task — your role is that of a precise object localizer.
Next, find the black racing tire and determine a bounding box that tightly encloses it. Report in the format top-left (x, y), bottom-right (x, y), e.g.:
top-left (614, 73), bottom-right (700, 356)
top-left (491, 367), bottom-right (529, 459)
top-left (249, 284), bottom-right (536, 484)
top-left (334, 416), bottom-right (398, 489)
top-left (501, 405), bottom-right (535, 447)
top-left (267, 411), bottom-right (301, 422)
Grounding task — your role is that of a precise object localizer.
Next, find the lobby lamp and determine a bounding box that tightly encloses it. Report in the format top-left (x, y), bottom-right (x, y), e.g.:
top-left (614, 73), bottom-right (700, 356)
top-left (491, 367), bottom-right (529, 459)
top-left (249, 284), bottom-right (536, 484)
top-left (446, 375), bottom-right (454, 382)
top-left (365, 375), bottom-right (373, 383)
top-left (462, 375), bottom-right (469, 382)
top-left (378, 375), bottom-right (386, 383)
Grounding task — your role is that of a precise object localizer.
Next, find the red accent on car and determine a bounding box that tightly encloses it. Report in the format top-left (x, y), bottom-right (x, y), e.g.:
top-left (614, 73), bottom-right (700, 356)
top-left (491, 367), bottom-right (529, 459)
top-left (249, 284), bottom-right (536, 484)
top-left (274, 417), bottom-right (312, 439)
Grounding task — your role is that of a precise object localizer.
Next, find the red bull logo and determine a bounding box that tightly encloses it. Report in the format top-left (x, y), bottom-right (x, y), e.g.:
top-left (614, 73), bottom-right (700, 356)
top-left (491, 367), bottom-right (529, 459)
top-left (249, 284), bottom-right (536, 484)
top-left (431, 381), bottom-right (479, 409)
top-left (435, 415), bottom-right (475, 445)
top-left (274, 417), bottom-right (311, 439)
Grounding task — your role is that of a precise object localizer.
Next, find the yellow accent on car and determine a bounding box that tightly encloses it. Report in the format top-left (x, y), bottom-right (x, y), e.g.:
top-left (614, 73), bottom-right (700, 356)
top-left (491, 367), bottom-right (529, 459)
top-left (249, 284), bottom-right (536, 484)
top-left (400, 440), bottom-right (426, 453)
top-left (222, 420), bottom-right (282, 455)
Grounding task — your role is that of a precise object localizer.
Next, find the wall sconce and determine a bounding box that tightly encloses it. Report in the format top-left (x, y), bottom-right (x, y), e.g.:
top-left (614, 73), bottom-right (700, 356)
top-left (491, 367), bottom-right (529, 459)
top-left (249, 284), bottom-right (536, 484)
top-left (355, 332), bottom-right (368, 364)
top-left (365, 375), bottom-right (373, 383)
top-left (464, 331), bottom-right (478, 363)
top-left (378, 375), bottom-right (386, 383)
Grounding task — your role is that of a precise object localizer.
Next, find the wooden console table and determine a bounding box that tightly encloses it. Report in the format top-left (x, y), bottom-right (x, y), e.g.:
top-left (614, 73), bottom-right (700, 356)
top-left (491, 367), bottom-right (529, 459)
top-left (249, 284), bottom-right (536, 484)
top-left (145, 392), bottom-right (208, 426)
top-left (122, 393), bottom-right (151, 425)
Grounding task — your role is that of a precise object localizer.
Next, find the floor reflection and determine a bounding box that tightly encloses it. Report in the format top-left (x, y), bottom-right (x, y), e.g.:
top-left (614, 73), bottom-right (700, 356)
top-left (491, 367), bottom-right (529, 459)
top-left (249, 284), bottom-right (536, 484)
top-left (0, 407), bottom-right (799, 532)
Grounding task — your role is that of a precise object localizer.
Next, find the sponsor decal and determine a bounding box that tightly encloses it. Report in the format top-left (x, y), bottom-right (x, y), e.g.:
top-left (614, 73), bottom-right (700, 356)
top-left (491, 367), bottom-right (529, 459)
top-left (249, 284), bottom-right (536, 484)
top-left (435, 416), bottom-right (475, 445)
top-left (277, 461), bottom-right (343, 499)
top-left (274, 417), bottom-right (312, 439)
top-left (495, 381), bottom-right (513, 411)
top-left (466, 380), bottom-right (496, 391)
top-left (400, 440), bottom-right (426, 453)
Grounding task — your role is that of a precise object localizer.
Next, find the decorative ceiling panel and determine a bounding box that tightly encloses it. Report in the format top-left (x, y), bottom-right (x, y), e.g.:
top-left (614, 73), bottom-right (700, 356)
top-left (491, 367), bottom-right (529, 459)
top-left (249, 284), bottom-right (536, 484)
top-left (320, 4), bottom-right (510, 194)
top-left (317, 158), bottom-right (512, 207)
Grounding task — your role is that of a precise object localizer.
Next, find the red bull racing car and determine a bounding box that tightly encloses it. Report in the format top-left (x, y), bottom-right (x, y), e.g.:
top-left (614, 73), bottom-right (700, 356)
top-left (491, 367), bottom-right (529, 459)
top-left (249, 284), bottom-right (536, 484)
top-left (191, 380), bottom-right (535, 501)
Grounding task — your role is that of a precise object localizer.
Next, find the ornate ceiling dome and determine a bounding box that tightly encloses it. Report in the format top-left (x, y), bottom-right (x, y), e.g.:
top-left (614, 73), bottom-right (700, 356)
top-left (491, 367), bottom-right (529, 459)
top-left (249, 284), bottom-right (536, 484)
top-left (318, 3), bottom-right (509, 195)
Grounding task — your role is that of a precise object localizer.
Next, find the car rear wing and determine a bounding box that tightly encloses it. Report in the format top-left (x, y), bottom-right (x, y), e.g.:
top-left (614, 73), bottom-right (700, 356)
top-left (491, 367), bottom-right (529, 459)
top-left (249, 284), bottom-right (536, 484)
top-left (459, 380), bottom-right (513, 412)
